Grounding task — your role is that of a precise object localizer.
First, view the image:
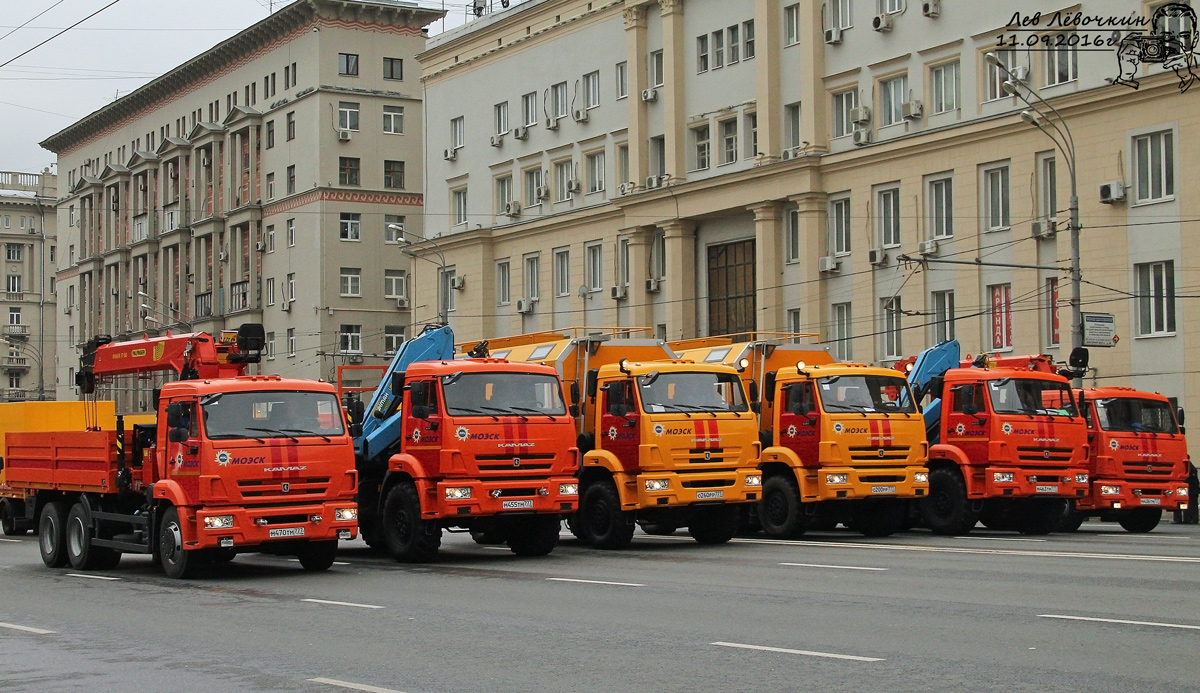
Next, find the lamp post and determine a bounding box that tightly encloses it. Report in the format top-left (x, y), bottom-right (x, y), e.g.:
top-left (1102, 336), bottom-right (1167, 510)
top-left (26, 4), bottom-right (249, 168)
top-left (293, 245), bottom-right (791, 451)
top-left (387, 223), bottom-right (449, 324)
top-left (5, 338), bottom-right (43, 400)
top-left (138, 291), bottom-right (192, 329)
top-left (986, 52), bottom-right (1082, 381)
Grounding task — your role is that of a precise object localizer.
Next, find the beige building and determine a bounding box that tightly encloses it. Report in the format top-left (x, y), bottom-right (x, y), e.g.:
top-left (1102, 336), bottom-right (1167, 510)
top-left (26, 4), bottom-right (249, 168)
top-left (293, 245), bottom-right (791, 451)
top-left (417, 0), bottom-right (1199, 428)
top-left (41, 0), bottom-right (443, 411)
top-left (0, 170), bottom-right (57, 402)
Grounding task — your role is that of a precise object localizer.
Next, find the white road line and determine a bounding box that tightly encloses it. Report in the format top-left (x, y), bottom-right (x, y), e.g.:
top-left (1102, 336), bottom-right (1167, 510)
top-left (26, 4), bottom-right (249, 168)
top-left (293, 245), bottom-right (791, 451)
top-left (545, 577), bottom-right (645, 587)
top-left (712, 641), bottom-right (885, 662)
top-left (960, 536), bottom-right (1048, 543)
top-left (0, 538), bottom-right (21, 543)
top-left (481, 546), bottom-right (511, 551)
top-left (301, 598), bottom-right (385, 610)
top-left (1039, 614), bottom-right (1200, 631)
top-left (66, 573), bottom-right (120, 581)
top-left (779, 562), bottom-right (888, 572)
top-left (286, 559), bottom-right (352, 565)
top-left (1096, 533), bottom-right (1189, 540)
top-left (308, 677), bottom-right (406, 693)
top-left (0, 622), bottom-right (55, 635)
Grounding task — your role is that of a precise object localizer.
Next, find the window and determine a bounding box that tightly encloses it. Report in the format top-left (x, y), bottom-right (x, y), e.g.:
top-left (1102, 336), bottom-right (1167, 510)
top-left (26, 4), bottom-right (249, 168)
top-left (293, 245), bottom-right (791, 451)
top-left (880, 75), bottom-right (907, 126)
top-left (693, 124), bottom-right (711, 170)
top-left (450, 116), bottom-right (465, 149)
top-left (833, 302), bottom-right (852, 360)
top-left (786, 209), bottom-right (800, 262)
top-left (746, 112), bottom-right (759, 157)
top-left (650, 136), bottom-right (666, 176)
top-left (882, 298), bottom-right (902, 359)
top-left (339, 324), bottom-right (362, 353)
top-left (832, 90), bottom-right (856, 138)
top-left (524, 168), bottom-right (544, 207)
top-left (1134, 130), bottom-right (1175, 203)
top-left (496, 261), bottom-right (511, 305)
top-left (286, 219), bottom-right (296, 247)
top-left (787, 309), bottom-right (802, 341)
top-left (583, 71), bottom-right (600, 109)
top-left (928, 178), bottom-right (953, 238)
top-left (8, 374), bottom-right (20, 390)
top-left (986, 49), bottom-right (1015, 101)
top-left (266, 332), bottom-right (275, 360)
top-left (728, 25), bottom-right (740, 62)
top-left (338, 53), bottom-right (359, 76)
top-left (525, 255), bottom-right (540, 300)
top-left (266, 277), bottom-right (276, 306)
top-left (931, 61), bottom-right (960, 114)
top-left (555, 249), bottom-right (570, 296)
top-left (384, 106), bottom-right (404, 134)
top-left (452, 189), bottom-right (468, 226)
top-left (830, 197), bottom-right (851, 255)
top-left (552, 82), bottom-right (569, 119)
top-left (586, 243), bottom-right (603, 291)
top-left (883, 0), bottom-right (902, 12)
top-left (743, 19), bottom-right (756, 59)
top-left (385, 327), bottom-right (405, 354)
top-left (785, 103), bottom-right (801, 148)
top-left (7, 275), bottom-right (21, 293)
top-left (785, 4), bottom-right (800, 45)
top-left (932, 290), bottom-right (955, 343)
top-left (287, 328), bottom-right (296, 357)
top-left (286, 165), bottom-right (296, 194)
top-left (384, 160), bottom-right (405, 189)
top-left (9, 307), bottom-right (21, 324)
top-left (266, 120), bottom-right (275, 148)
top-left (287, 272), bottom-right (296, 300)
top-left (555, 160), bottom-right (573, 202)
top-left (384, 269), bottom-right (407, 299)
top-left (879, 188), bottom-right (901, 247)
top-left (652, 230), bottom-right (667, 279)
top-left (385, 215), bottom-right (405, 243)
top-left (494, 102), bottom-right (509, 135)
top-left (720, 119), bottom-right (738, 164)
top-left (650, 50), bottom-right (664, 87)
top-left (442, 268), bottom-right (457, 313)
top-left (616, 62), bottom-right (628, 99)
top-left (1137, 261), bottom-right (1176, 336)
top-left (586, 152), bottom-right (605, 193)
top-left (698, 35), bottom-right (710, 72)
top-left (266, 225), bottom-right (275, 252)
top-left (831, 0), bottom-right (852, 29)
top-left (617, 144), bottom-right (629, 185)
top-left (383, 57), bottom-right (403, 81)
top-left (339, 157), bottom-right (360, 186)
top-left (1045, 35), bottom-right (1077, 86)
top-left (714, 30), bottom-right (726, 69)
top-left (1045, 278), bottom-right (1060, 346)
top-left (340, 268), bottom-right (361, 296)
top-left (618, 237), bottom-right (631, 287)
top-left (286, 111), bottom-right (296, 140)
top-left (266, 173), bottom-right (275, 200)
top-left (1040, 155), bottom-right (1058, 219)
top-left (338, 101), bottom-right (359, 131)
top-left (5, 244), bottom-right (22, 261)
top-left (496, 175), bottom-right (514, 213)
top-left (984, 166), bottom-right (1010, 230)
top-left (340, 212), bottom-right (361, 240)
top-left (522, 92), bottom-right (537, 126)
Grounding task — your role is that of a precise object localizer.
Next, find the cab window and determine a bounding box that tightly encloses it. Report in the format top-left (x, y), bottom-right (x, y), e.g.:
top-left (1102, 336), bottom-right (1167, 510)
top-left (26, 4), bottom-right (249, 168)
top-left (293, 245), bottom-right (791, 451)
top-left (951, 384), bottom-right (984, 413)
top-left (786, 382), bottom-right (816, 415)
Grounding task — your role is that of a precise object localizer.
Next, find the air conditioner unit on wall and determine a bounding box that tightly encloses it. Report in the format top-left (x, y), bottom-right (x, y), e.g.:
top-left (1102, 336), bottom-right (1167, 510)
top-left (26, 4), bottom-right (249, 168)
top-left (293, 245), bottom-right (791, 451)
top-left (611, 285), bottom-right (627, 300)
top-left (451, 275), bottom-right (466, 290)
top-left (645, 278), bottom-right (661, 293)
top-left (338, 130), bottom-right (352, 142)
top-left (535, 185), bottom-right (550, 201)
top-left (824, 27), bottom-right (842, 44)
top-left (281, 300), bottom-right (292, 312)
top-left (1032, 219), bottom-right (1058, 239)
top-left (504, 201), bottom-right (521, 217)
top-left (516, 298), bottom-right (533, 314)
top-left (513, 126), bottom-right (529, 140)
top-left (396, 297), bottom-right (410, 309)
top-left (923, 0), bottom-right (941, 18)
top-left (1099, 181), bottom-right (1126, 204)
top-left (902, 100), bottom-right (923, 119)
top-left (852, 128), bottom-right (872, 146)
top-left (567, 179), bottom-right (581, 194)
top-left (872, 13), bottom-right (893, 31)
top-left (545, 117), bottom-right (560, 131)
top-left (818, 256), bottom-right (840, 273)
top-left (641, 88), bottom-right (658, 103)
top-left (490, 135), bottom-right (504, 147)
top-left (850, 106), bottom-right (871, 124)
top-left (573, 108), bottom-right (589, 123)
top-left (443, 148), bottom-right (457, 161)
top-left (645, 175), bottom-right (661, 190)
top-left (917, 239), bottom-right (939, 256)
top-left (869, 248), bottom-right (887, 266)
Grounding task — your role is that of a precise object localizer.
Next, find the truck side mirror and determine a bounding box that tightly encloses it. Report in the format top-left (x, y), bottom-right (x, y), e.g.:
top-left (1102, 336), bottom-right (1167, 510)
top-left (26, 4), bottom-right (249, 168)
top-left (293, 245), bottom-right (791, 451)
top-left (586, 369), bottom-right (599, 401)
top-left (748, 380), bottom-right (759, 402)
top-left (353, 399), bottom-right (366, 424)
top-left (349, 423), bottom-right (363, 437)
top-left (167, 427), bottom-right (189, 444)
top-left (751, 402), bottom-right (762, 414)
top-left (411, 405), bottom-right (431, 420)
top-left (390, 371), bottom-right (406, 398)
top-left (1068, 346), bottom-right (1090, 370)
top-left (569, 404), bottom-right (580, 418)
top-left (962, 403), bottom-right (979, 417)
top-left (1178, 407), bottom-right (1186, 426)
top-left (763, 372), bottom-right (777, 403)
top-left (570, 381), bottom-right (580, 405)
top-left (165, 402), bottom-right (183, 429)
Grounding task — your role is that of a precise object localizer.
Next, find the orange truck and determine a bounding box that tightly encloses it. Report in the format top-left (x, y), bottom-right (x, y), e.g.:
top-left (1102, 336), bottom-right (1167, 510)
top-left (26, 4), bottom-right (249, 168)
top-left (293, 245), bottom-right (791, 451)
top-left (2, 325), bottom-right (358, 577)
top-left (491, 331), bottom-right (762, 548)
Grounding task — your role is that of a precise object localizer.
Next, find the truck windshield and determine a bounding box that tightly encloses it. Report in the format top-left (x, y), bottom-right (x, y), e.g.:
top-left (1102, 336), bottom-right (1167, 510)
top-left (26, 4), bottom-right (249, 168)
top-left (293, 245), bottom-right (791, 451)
top-left (816, 375), bottom-right (918, 414)
top-left (639, 372), bottom-right (748, 413)
top-left (1095, 397), bottom-right (1178, 434)
top-left (201, 390), bottom-right (346, 439)
top-left (442, 372), bottom-right (567, 416)
top-left (987, 378), bottom-right (1077, 417)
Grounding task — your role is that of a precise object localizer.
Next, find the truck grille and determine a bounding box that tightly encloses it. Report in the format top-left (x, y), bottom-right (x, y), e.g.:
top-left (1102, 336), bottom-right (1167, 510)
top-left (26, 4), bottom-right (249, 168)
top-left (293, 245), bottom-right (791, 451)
top-left (848, 445), bottom-right (911, 462)
top-left (686, 447), bottom-right (735, 463)
top-left (497, 488), bottom-right (537, 497)
top-left (1122, 461), bottom-right (1177, 477)
top-left (238, 477), bottom-right (329, 498)
top-left (860, 474), bottom-right (906, 483)
top-left (1017, 447), bottom-right (1074, 463)
top-left (681, 478), bottom-right (735, 489)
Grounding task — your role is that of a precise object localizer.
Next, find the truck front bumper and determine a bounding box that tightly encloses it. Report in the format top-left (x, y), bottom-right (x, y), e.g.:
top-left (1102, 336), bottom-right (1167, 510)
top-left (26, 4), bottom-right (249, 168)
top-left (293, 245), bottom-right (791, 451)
top-left (431, 476), bottom-right (579, 518)
top-left (1077, 478), bottom-right (1189, 512)
top-left (811, 466), bottom-right (929, 501)
top-left (192, 500), bottom-right (358, 550)
top-left (983, 466), bottom-right (1090, 499)
top-left (634, 468), bottom-right (761, 508)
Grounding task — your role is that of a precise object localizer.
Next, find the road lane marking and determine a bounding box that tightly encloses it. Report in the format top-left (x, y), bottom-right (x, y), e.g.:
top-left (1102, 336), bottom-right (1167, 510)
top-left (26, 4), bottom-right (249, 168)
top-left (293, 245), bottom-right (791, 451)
top-left (0, 622), bottom-right (55, 635)
top-left (286, 559), bottom-right (352, 565)
top-left (961, 536), bottom-right (1047, 543)
top-left (1096, 533), bottom-right (1189, 540)
top-left (301, 599), bottom-right (385, 610)
top-left (481, 547), bottom-right (510, 551)
top-left (1039, 614), bottom-right (1200, 631)
top-left (545, 577), bottom-right (645, 587)
top-left (66, 573), bottom-right (120, 581)
top-left (712, 641), bottom-right (884, 662)
top-left (308, 677), bottom-right (406, 693)
top-left (0, 538), bottom-right (21, 543)
top-left (779, 562), bottom-right (888, 572)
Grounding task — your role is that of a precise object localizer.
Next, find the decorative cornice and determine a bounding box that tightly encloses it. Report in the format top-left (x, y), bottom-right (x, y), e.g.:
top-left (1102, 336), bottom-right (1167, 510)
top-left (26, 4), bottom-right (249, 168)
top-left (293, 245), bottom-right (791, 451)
top-left (263, 188), bottom-right (424, 216)
top-left (659, 0), bottom-right (683, 17)
top-left (623, 5), bottom-right (647, 29)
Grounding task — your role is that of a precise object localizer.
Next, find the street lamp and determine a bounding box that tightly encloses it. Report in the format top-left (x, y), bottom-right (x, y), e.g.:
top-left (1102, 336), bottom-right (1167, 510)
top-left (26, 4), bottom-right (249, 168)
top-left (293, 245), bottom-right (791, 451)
top-left (986, 52), bottom-right (1082, 380)
top-left (138, 291), bottom-right (192, 329)
top-left (4, 338), bottom-right (44, 401)
top-left (387, 223), bottom-right (449, 324)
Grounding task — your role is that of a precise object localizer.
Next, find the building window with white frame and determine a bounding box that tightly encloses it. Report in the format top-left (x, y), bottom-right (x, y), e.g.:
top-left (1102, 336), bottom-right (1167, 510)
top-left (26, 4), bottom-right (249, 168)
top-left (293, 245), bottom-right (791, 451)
top-left (878, 188), bottom-right (901, 247)
top-left (617, 144), bottom-right (630, 185)
top-left (616, 62), bottom-right (628, 99)
top-left (385, 214), bottom-right (405, 243)
top-left (786, 209), bottom-right (800, 262)
top-left (524, 168), bottom-right (543, 207)
top-left (266, 225), bottom-right (275, 252)
top-left (831, 0), bottom-right (852, 28)
top-left (555, 249), bottom-right (570, 296)
top-left (522, 92), bottom-right (537, 126)
top-left (1039, 155), bottom-right (1057, 220)
top-left (450, 116), bottom-right (465, 149)
top-left (383, 160), bottom-right (405, 189)
top-left (266, 173), bottom-right (275, 200)
top-left (554, 160), bottom-right (573, 202)
top-left (384, 269), bottom-right (407, 299)
top-left (286, 165), bottom-right (296, 194)
top-left (1134, 130), bottom-right (1175, 203)
top-left (552, 82), bottom-right (569, 119)
top-left (496, 260), bottom-right (510, 305)
top-left (743, 19), bottom-right (756, 58)
top-left (266, 332), bottom-right (275, 360)
top-left (984, 165), bottom-right (1010, 230)
top-left (720, 119), bottom-right (738, 164)
top-left (697, 35), bottom-right (710, 73)
top-left (985, 49), bottom-right (1015, 102)
top-left (1136, 260), bottom-right (1176, 336)
top-left (728, 24), bottom-right (740, 62)
top-left (266, 277), bottom-right (275, 306)
top-left (883, 0), bottom-right (902, 12)
top-left (785, 103), bottom-right (801, 148)
top-left (879, 75), bottom-right (907, 126)
top-left (928, 177), bottom-right (953, 238)
top-left (785, 4), bottom-right (800, 45)
top-left (494, 102), bottom-right (509, 135)
top-left (385, 326), bottom-right (405, 354)
top-left (618, 238), bottom-right (630, 286)
top-left (833, 302), bottom-right (852, 360)
top-left (746, 112), bottom-right (759, 157)
top-left (713, 30), bottom-right (725, 69)
top-left (339, 212), bottom-right (361, 240)
top-left (830, 197), bottom-right (851, 255)
top-left (442, 268), bottom-right (457, 313)
top-left (882, 297), bottom-right (902, 358)
top-left (339, 324), bottom-right (362, 353)
top-left (6, 244), bottom-right (22, 262)
top-left (452, 188), bottom-right (468, 226)
top-left (586, 151), bottom-right (605, 193)
top-left (496, 175), bottom-right (514, 214)
top-left (287, 328), bottom-right (296, 356)
top-left (652, 230), bottom-right (667, 279)
top-left (989, 283), bottom-right (1013, 349)
top-left (287, 272), bottom-right (295, 300)
top-left (787, 309), bottom-right (802, 342)
top-left (650, 50), bottom-right (664, 87)
top-left (932, 290), bottom-right (955, 343)
top-left (339, 268), bottom-right (361, 297)
top-left (1045, 34), bottom-right (1077, 86)
top-left (584, 71), bottom-right (601, 109)
top-left (833, 89), bottom-right (856, 138)
top-left (525, 255), bottom-right (540, 300)
top-left (586, 243), bottom-right (603, 291)
top-left (338, 101), bottom-right (359, 131)
top-left (931, 61), bottom-right (959, 114)
top-left (693, 124), bottom-right (711, 170)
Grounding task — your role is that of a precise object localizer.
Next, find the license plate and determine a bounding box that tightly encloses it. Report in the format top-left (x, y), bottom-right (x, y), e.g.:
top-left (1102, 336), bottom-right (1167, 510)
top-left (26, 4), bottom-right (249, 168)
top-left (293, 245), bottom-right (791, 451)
top-left (696, 490), bottom-right (724, 500)
top-left (268, 527), bottom-right (305, 538)
top-left (871, 485), bottom-right (896, 494)
top-left (1140, 497), bottom-right (1162, 506)
top-left (1035, 485), bottom-right (1059, 493)
top-left (502, 499), bottom-right (534, 510)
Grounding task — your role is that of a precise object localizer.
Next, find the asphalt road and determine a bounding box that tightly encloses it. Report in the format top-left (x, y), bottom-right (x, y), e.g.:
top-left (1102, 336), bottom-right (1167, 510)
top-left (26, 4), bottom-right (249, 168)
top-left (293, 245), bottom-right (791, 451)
top-left (1, 520), bottom-right (1198, 693)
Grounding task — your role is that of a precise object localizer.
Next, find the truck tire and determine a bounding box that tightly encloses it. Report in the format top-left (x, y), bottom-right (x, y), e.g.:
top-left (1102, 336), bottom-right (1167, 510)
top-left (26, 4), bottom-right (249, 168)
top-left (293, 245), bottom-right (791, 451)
top-left (1057, 502), bottom-right (1086, 533)
top-left (580, 481), bottom-right (634, 549)
top-left (1, 499), bottom-right (28, 536)
top-left (38, 501), bottom-right (70, 568)
top-left (298, 540), bottom-right (339, 571)
top-left (159, 507), bottom-right (197, 579)
top-left (759, 475), bottom-right (806, 539)
top-left (921, 467), bottom-right (977, 536)
top-left (978, 503), bottom-right (1016, 532)
top-left (1118, 508), bottom-right (1162, 533)
top-left (688, 505), bottom-right (739, 544)
top-left (66, 502), bottom-right (120, 571)
top-left (853, 500), bottom-right (904, 538)
top-left (638, 521), bottom-right (678, 536)
top-left (381, 483), bottom-right (441, 562)
top-left (565, 514), bottom-right (586, 540)
top-left (1016, 499), bottom-right (1066, 536)
top-left (507, 515), bottom-right (560, 557)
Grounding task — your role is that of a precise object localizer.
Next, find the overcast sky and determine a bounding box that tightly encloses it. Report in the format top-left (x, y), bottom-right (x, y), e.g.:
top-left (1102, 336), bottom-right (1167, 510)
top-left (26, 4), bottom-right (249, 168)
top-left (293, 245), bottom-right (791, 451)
top-left (0, 0), bottom-right (512, 179)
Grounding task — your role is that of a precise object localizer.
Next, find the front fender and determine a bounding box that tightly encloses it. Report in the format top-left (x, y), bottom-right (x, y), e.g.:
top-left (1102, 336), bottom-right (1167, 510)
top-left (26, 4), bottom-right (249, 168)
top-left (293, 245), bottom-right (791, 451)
top-left (151, 480), bottom-right (189, 507)
top-left (761, 444), bottom-right (803, 468)
top-left (387, 453), bottom-right (430, 481)
top-left (582, 449), bottom-right (627, 476)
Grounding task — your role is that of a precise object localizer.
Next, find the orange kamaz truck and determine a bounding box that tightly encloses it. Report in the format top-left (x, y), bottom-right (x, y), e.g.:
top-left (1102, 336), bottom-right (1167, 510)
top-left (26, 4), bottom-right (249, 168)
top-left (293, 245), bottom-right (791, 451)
top-left (2, 325), bottom-right (358, 577)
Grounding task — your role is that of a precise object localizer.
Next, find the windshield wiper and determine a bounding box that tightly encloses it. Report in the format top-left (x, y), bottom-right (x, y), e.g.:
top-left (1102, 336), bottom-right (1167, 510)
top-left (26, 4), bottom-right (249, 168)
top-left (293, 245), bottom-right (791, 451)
top-left (281, 428), bottom-right (332, 442)
top-left (823, 403), bottom-right (868, 414)
top-left (654, 404), bottom-right (693, 418)
top-left (247, 427), bottom-right (299, 443)
top-left (481, 405), bottom-right (527, 422)
top-left (510, 406), bottom-right (558, 422)
top-left (208, 432), bottom-right (266, 444)
top-left (451, 406), bottom-right (499, 421)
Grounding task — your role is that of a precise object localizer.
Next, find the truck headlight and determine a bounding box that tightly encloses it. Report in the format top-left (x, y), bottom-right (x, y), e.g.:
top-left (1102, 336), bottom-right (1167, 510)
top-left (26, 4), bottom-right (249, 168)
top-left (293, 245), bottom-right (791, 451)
top-left (644, 478), bottom-right (670, 492)
top-left (1100, 485), bottom-right (1121, 496)
top-left (993, 472), bottom-right (1014, 483)
top-left (826, 474), bottom-right (848, 485)
top-left (204, 515), bottom-right (235, 530)
top-left (914, 472), bottom-right (929, 484)
top-left (1075, 473), bottom-right (1089, 484)
top-left (445, 487), bottom-right (472, 500)
top-left (334, 508), bottom-right (357, 522)
top-left (745, 474), bottom-right (762, 487)
top-left (559, 483), bottom-right (579, 496)
top-left (1178, 486), bottom-right (1189, 498)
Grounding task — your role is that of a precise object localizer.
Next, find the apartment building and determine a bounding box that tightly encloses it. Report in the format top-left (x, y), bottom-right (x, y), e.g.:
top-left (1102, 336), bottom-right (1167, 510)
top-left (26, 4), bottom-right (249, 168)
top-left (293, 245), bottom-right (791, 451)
top-left (42, 0), bottom-right (443, 410)
top-left (418, 0), bottom-right (1199, 422)
top-left (0, 170), bottom-right (57, 402)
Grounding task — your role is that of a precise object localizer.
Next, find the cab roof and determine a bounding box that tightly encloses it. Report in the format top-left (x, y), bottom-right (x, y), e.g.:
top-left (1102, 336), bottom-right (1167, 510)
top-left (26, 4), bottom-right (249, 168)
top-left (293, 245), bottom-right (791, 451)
top-left (945, 366), bottom-right (1069, 383)
top-left (774, 363), bottom-right (913, 380)
top-left (160, 375), bottom-right (337, 395)
top-left (595, 359), bottom-right (739, 377)
top-left (406, 358), bottom-right (560, 378)
top-left (1077, 386), bottom-right (1170, 402)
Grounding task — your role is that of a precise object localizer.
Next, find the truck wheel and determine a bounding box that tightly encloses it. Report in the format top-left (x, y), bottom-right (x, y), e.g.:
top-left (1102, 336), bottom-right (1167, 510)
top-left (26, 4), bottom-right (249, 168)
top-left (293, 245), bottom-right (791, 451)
top-left (1017, 499), bottom-right (1067, 536)
top-left (688, 505), bottom-right (739, 544)
top-left (507, 515), bottom-right (560, 557)
top-left (205, 548), bottom-right (237, 564)
top-left (1118, 508), bottom-right (1162, 533)
top-left (1, 499), bottom-right (27, 536)
top-left (921, 467), bottom-right (977, 536)
top-left (638, 522), bottom-right (678, 536)
top-left (381, 483), bottom-right (441, 562)
top-left (470, 524), bottom-right (509, 545)
top-left (580, 481), bottom-right (634, 549)
top-left (978, 503), bottom-right (1015, 532)
top-left (298, 540), bottom-right (339, 571)
top-left (854, 500), bottom-right (904, 538)
top-left (809, 516), bottom-right (839, 531)
top-left (759, 475), bottom-right (805, 538)
top-left (565, 514), bottom-right (585, 540)
top-left (159, 507), bottom-right (196, 579)
top-left (38, 501), bottom-right (70, 568)
top-left (66, 502), bottom-right (120, 571)
top-left (1057, 503), bottom-right (1086, 533)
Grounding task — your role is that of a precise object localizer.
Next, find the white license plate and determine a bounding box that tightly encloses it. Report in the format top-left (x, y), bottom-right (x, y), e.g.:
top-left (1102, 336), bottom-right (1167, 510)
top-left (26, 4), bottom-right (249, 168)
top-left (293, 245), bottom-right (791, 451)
top-left (1140, 497), bottom-right (1162, 506)
top-left (502, 499), bottom-right (534, 509)
top-left (871, 485), bottom-right (896, 494)
top-left (268, 527), bottom-right (305, 538)
top-left (1035, 485), bottom-right (1059, 493)
top-left (696, 490), bottom-right (724, 500)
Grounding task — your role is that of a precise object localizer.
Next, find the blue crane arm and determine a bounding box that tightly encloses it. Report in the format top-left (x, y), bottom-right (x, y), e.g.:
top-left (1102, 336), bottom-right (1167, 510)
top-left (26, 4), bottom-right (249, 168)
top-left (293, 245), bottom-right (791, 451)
top-left (906, 339), bottom-right (960, 432)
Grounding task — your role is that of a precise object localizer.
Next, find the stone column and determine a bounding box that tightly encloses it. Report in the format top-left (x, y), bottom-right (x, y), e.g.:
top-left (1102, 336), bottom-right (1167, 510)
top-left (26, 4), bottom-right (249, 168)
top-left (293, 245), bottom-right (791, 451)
top-left (799, 0), bottom-right (828, 154)
top-left (661, 219), bottom-right (696, 340)
top-left (624, 226), bottom-right (655, 332)
top-left (753, 0), bottom-right (782, 163)
top-left (623, 3), bottom-right (649, 189)
top-left (749, 201), bottom-right (785, 333)
top-left (790, 191), bottom-right (828, 341)
top-left (660, 0), bottom-right (686, 179)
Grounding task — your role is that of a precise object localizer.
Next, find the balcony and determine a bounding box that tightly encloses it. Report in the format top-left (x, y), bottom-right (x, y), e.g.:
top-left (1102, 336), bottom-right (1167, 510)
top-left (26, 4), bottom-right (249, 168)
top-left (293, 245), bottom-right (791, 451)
top-left (132, 214), bottom-right (149, 242)
top-left (229, 281), bottom-right (250, 312)
top-left (4, 389), bottom-right (26, 401)
top-left (4, 324), bottom-right (30, 338)
top-left (4, 356), bottom-right (31, 370)
top-left (5, 292), bottom-right (24, 302)
top-left (195, 291), bottom-right (213, 318)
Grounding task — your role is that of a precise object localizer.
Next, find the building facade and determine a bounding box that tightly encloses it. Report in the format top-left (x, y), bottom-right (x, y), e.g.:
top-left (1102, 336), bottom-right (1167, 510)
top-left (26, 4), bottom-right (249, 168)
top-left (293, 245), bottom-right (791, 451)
top-left (417, 0), bottom-right (1199, 435)
top-left (42, 0), bottom-right (443, 410)
top-left (0, 170), bottom-right (57, 402)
